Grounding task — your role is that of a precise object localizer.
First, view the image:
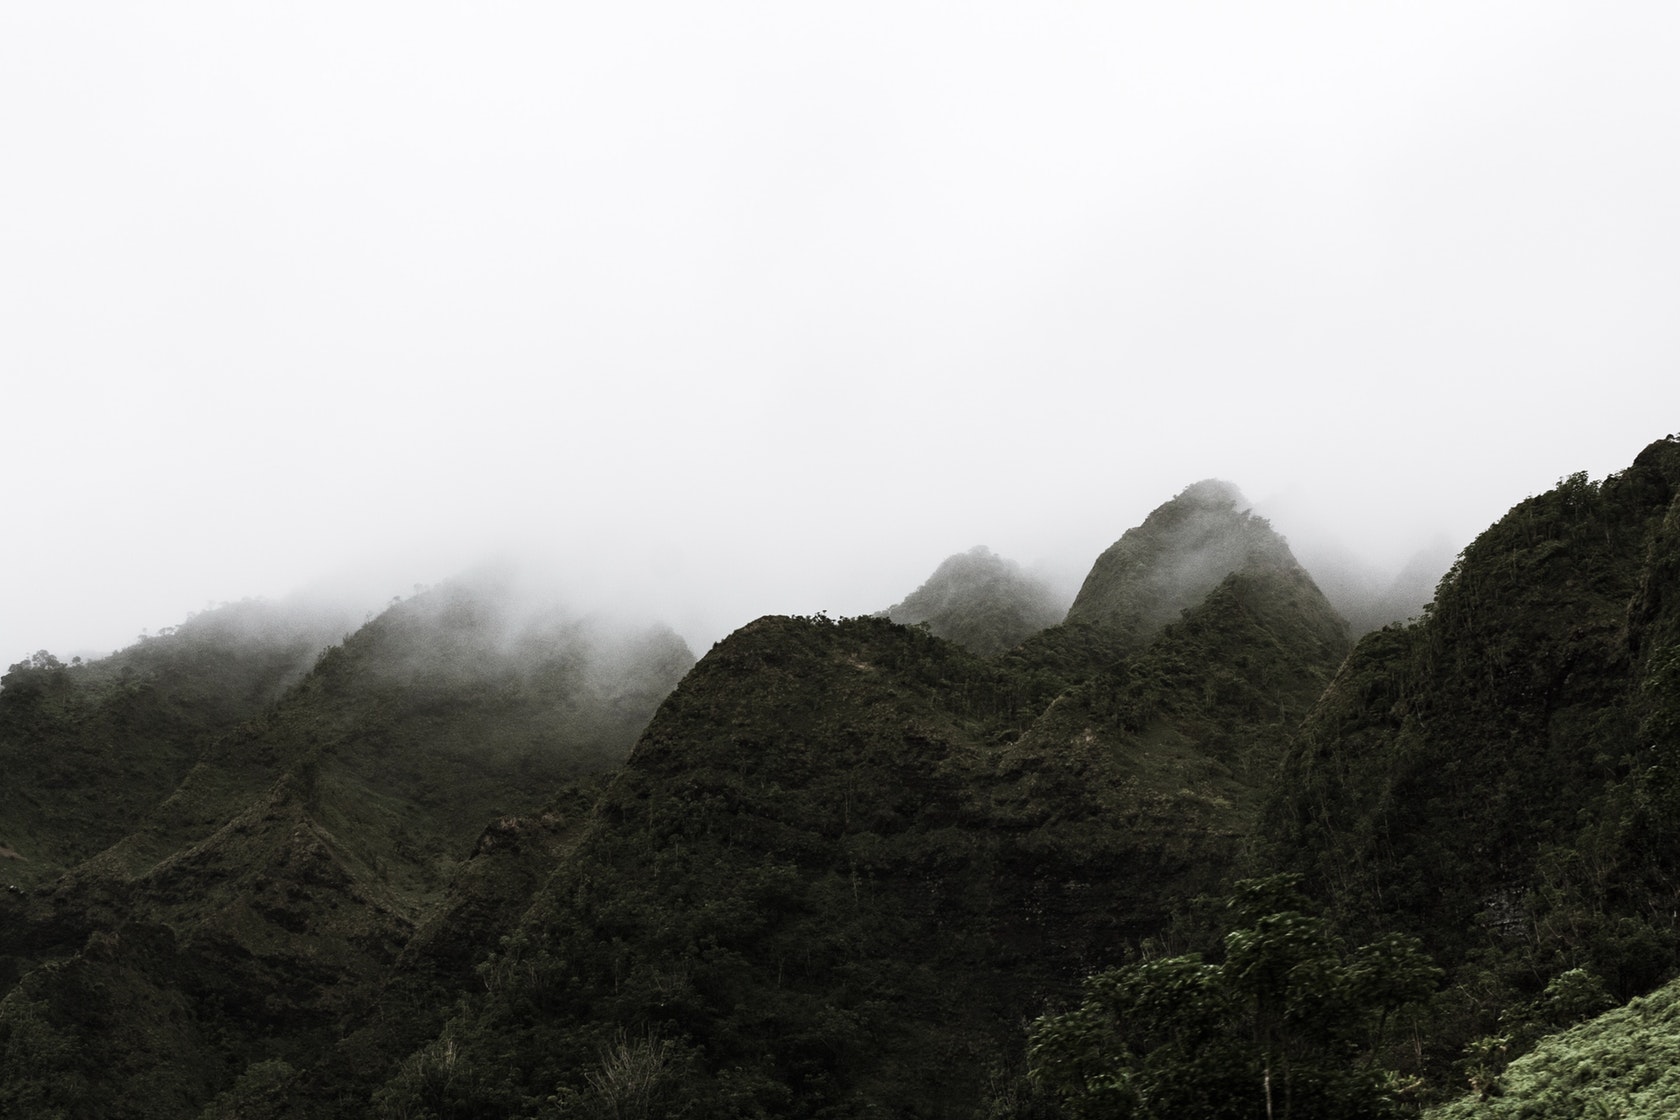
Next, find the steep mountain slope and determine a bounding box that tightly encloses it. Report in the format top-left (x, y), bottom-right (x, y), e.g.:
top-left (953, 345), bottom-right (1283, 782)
top-left (0, 577), bottom-right (693, 1118)
top-left (1265, 435), bottom-right (1680, 1069)
top-left (366, 614), bottom-right (1023, 1117)
top-left (0, 597), bottom-right (355, 888)
top-left (984, 559), bottom-right (1349, 952)
top-left (884, 545), bottom-right (1067, 655)
top-left (0, 775), bottom-right (413, 1119)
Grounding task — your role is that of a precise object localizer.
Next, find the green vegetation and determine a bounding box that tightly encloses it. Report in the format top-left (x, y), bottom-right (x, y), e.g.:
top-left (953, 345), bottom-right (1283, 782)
top-left (1427, 973), bottom-right (1680, 1119)
top-left (0, 576), bottom-right (692, 1118)
top-left (6, 439), bottom-right (1680, 1117)
top-left (0, 598), bottom-right (354, 886)
top-left (1263, 436), bottom-right (1680, 1096)
top-left (358, 491), bottom-right (1352, 1117)
top-left (1029, 875), bottom-right (1440, 1119)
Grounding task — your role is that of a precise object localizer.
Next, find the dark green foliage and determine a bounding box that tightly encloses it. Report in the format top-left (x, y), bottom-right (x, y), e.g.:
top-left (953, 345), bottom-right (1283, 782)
top-left (1264, 435), bottom-right (1680, 1091)
top-left (367, 561), bottom-right (1351, 1118)
top-left (0, 471), bottom-right (1363, 1117)
top-left (378, 614), bottom-right (1024, 1117)
top-left (0, 922), bottom-right (228, 1120)
top-left (13, 441), bottom-right (1680, 1118)
top-left (983, 560), bottom-right (1350, 953)
top-left (195, 1058), bottom-right (300, 1120)
top-left (0, 599), bottom-right (354, 886)
top-left (1027, 876), bottom-right (1440, 1120)
top-left (0, 578), bottom-right (692, 1118)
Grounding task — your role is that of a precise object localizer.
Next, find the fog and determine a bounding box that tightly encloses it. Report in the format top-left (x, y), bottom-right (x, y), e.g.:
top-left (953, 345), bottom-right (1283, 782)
top-left (5, 3), bottom-right (1679, 662)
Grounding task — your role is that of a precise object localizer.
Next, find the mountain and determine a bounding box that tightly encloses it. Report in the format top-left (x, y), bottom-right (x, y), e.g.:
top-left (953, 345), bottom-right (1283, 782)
top-left (0, 596), bottom-right (356, 889)
top-left (0, 478), bottom-right (1357, 1118)
top-left (1265, 434), bottom-right (1680, 1086)
top-left (358, 489), bottom-right (1351, 1117)
top-left (884, 545), bottom-right (1067, 656)
top-left (0, 576), bottom-right (693, 1119)
top-left (1363, 539), bottom-right (1458, 631)
top-left (1295, 536), bottom-right (1457, 638)
top-left (9, 441), bottom-right (1680, 1118)
top-left (1064, 478), bottom-right (1300, 645)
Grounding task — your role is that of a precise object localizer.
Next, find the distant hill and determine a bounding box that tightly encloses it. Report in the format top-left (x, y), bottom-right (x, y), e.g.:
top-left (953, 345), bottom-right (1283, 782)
top-left (1296, 536), bottom-right (1458, 637)
top-left (884, 544), bottom-right (1066, 655)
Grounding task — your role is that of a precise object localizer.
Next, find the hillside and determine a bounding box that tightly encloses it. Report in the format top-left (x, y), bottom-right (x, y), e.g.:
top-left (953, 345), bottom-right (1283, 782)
top-left (0, 577), bottom-right (693, 1119)
top-left (1427, 972), bottom-right (1680, 1119)
top-left (0, 478), bottom-right (1359, 1118)
top-left (0, 597), bottom-right (356, 889)
top-left (1265, 434), bottom-right (1680, 1084)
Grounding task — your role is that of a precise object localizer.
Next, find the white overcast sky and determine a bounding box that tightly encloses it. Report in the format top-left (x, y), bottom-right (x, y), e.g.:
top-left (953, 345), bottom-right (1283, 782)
top-left (4, 2), bottom-right (1678, 660)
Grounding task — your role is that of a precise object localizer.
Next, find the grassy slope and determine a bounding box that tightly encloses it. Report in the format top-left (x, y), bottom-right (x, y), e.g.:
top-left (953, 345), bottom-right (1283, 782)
top-left (1428, 975), bottom-right (1680, 1119)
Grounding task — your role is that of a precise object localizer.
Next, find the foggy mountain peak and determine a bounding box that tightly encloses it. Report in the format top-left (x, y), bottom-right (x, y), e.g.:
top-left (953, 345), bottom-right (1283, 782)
top-left (331, 566), bottom-right (698, 709)
top-left (1065, 477), bottom-right (1323, 643)
top-left (1171, 477), bottom-right (1249, 508)
top-left (883, 545), bottom-right (1068, 656)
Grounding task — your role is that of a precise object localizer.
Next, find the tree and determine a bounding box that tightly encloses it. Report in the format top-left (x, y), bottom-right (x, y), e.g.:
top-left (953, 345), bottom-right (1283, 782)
top-left (1, 650), bottom-right (70, 705)
top-left (1027, 876), bottom-right (1440, 1119)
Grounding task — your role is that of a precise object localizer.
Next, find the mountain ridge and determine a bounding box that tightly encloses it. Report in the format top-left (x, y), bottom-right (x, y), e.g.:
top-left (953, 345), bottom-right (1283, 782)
top-left (6, 441), bottom-right (1680, 1116)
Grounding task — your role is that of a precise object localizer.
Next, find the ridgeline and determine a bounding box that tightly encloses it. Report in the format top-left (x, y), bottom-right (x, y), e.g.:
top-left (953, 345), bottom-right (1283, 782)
top-left (3, 439), bottom-right (1679, 1118)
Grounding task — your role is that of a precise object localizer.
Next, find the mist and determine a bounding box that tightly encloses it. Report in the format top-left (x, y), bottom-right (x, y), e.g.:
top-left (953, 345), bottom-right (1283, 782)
top-left (5, 3), bottom-right (1678, 663)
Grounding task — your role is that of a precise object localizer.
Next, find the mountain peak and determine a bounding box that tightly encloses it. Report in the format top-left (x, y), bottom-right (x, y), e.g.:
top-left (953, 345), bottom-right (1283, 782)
top-left (1064, 478), bottom-right (1314, 642)
top-left (884, 545), bottom-right (1066, 656)
top-left (1175, 477), bottom-right (1248, 508)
